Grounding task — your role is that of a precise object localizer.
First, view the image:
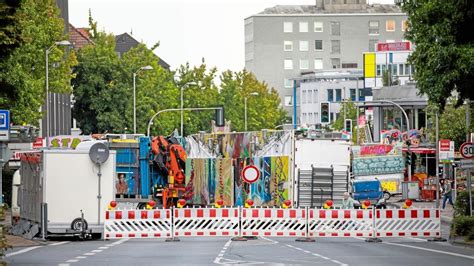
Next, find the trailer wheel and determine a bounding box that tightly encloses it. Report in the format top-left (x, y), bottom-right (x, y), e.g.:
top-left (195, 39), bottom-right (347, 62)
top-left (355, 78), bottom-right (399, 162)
top-left (71, 218), bottom-right (88, 231)
top-left (136, 202), bottom-right (147, 209)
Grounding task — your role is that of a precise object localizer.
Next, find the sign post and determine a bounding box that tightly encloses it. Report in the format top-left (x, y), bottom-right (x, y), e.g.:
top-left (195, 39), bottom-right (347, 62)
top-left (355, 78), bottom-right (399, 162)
top-left (460, 142), bottom-right (473, 216)
top-left (0, 110), bottom-right (10, 205)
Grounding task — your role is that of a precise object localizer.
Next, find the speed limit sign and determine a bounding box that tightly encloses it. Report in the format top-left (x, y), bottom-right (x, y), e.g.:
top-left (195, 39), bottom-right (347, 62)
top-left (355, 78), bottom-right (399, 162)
top-left (460, 142), bottom-right (474, 159)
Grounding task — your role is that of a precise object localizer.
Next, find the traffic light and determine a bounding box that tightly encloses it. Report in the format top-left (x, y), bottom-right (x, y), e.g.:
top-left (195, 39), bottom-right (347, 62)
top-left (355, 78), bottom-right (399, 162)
top-left (320, 102), bottom-right (330, 123)
top-left (344, 119), bottom-right (352, 133)
top-left (215, 107), bottom-right (225, 127)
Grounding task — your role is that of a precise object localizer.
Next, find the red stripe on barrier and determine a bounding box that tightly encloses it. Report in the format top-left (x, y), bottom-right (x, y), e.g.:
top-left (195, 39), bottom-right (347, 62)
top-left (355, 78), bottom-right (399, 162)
top-left (210, 209), bottom-right (216, 218)
top-left (319, 210), bottom-right (326, 219)
top-left (141, 234), bottom-right (148, 238)
top-left (243, 232), bottom-right (247, 236)
top-left (376, 210), bottom-right (380, 219)
top-left (166, 210), bottom-right (170, 219)
top-left (398, 210), bottom-right (405, 219)
top-left (277, 210), bottom-right (284, 218)
top-left (290, 210), bottom-right (296, 218)
top-left (223, 232), bottom-right (229, 236)
top-left (331, 233), bottom-right (338, 237)
top-left (423, 210), bottom-right (430, 218)
top-left (399, 232), bottom-right (405, 236)
top-left (265, 210), bottom-right (271, 218)
top-left (386, 210), bottom-right (393, 219)
top-left (302, 210), bottom-right (306, 218)
top-left (222, 209), bottom-right (229, 218)
top-left (265, 232), bottom-right (271, 236)
top-left (128, 211), bottom-right (135, 219)
top-left (106, 234), bottom-right (110, 238)
top-left (197, 232), bottom-right (204, 236)
top-left (234, 209), bottom-right (238, 217)
top-left (197, 209), bottom-right (204, 218)
top-left (129, 234), bottom-right (135, 237)
top-left (116, 211), bottom-right (122, 219)
top-left (185, 232), bottom-right (191, 236)
top-left (309, 233), bottom-right (314, 237)
top-left (174, 209), bottom-right (178, 218)
top-left (210, 232), bottom-right (216, 236)
top-left (357, 210), bottom-right (363, 219)
top-left (154, 211), bottom-right (161, 219)
top-left (252, 209), bottom-right (259, 218)
top-left (436, 232), bottom-right (440, 236)
top-left (141, 211), bottom-right (148, 219)
top-left (319, 233), bottom-right (325, 237)
top-left (424, 232), bottom-right (430, 236)
top-left (370, 211), bottom-right (373, 219)
top-left (310, 210), bottom-right (314, 219)
top-left (185, 209), bottom-right (191, 218)
top-left (116, 234), bottom-right (123, 238)
top-left (167, 233), bottom-right (170, 237)
top-left (411, 210), bottom-right (418, 218)
top-left (356, 233), bottom-right (363, 237)
top-left (386, 232), bottom-right (393, 236)
top-left (411, 232), bottom-right (418, 236)
top-left (242, 209), bottom-right (247, 218)
top-left (175, 232), bottom-right (179, 236)
top-left (234, 232), bottom-right (238, 235)
top-left (154, 233), bottom-right (161, 237)
top-left (106, 211), bottom-right (109, 220)
top-left (436, 210), bottom-right (440, 218)
top-left (344, 210), bottom-right (350, 219)
top-left (377, 233), bottom-right (380, 236)
top-left (290, 232), bottom-right (296, 236)
top-left (344, 233), bottom-right (350, 237)
top-left (332, 210), bottom-right (338, 219)
top-left (252, 232), bottom-right (259, 236)
top-left (277, 232), bottom-right (284, 236)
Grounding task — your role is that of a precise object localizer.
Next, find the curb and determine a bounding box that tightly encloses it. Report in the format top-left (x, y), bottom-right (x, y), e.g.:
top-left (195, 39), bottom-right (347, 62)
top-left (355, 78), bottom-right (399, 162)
top-left (450, 239), bottom-right (474, 248)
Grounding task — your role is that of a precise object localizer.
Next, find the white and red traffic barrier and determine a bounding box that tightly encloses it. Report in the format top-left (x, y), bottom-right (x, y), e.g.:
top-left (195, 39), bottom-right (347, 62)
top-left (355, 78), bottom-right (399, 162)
top-left (308, 209), bottom-right (374, 237)
top-left (104, 209), bottom-right (172, 239)
top-left (173, 208), bottom-right (240, 237)
top-left (240, 208), bottom-right (307, 237)
top-left (374, 209), bottom-right (441, 237)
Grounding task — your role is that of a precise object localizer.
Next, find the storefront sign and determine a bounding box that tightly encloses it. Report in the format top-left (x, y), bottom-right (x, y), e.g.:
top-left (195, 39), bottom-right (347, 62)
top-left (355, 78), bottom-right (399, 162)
top-left (376, 41), bottom-right (411, 52)
top-left (439, 139), bottom-right (454, 163)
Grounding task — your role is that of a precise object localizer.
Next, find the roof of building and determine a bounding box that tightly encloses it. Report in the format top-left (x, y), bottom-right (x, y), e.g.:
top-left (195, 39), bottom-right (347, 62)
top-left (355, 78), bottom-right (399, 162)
top-left (115, 32), bottom-right (170, 70)
top-left (257, 4), bottom-right (402, 15)
top-left (69, 23), bottom-right (94, 49)
top-left (373, 85), bottom-right (427, 101)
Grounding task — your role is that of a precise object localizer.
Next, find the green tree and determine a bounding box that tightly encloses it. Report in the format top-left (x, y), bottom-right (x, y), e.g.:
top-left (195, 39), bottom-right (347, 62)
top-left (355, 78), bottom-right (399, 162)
top-left (0, 0), bottom-right (76, 125)
top-left (219, 70), bottom-right (287, 131)
top-left (332, 100), bottom-right (356, 131)
top-left (400, 0), bottom-right (474, 110)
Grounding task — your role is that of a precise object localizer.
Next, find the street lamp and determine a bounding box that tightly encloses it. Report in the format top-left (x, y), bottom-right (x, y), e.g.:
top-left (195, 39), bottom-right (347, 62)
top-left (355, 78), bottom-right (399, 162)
top-left (133, 65), bottom-right (153, 134)
top-left (180, 81), bottom-right (198, 137)
top-left (244, 92), bottom-right (259, 131)
top-left (45, 40), bottom-right (71, 144)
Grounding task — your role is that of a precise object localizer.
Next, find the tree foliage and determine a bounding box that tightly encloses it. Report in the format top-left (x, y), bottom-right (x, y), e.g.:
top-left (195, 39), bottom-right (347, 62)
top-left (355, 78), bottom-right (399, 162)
top-left (401, 0), bottom-right (474, 110)
top-left (0, 0), bottom-right (76, 125)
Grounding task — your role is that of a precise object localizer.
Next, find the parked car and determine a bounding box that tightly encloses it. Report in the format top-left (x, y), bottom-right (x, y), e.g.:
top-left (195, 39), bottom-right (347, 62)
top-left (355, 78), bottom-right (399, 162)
top-left (352, 179), bottom-right (386, 209)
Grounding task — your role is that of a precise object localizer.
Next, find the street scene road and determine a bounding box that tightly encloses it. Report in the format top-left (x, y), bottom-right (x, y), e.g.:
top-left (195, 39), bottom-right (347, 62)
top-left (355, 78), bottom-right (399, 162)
top-left (5, 236), bottom-right (474, 265)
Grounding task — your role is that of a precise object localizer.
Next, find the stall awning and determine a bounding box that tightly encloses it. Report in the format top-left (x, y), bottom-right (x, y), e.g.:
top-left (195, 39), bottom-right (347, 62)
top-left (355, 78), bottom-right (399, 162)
top-left (402, 147), bottom-right (436, 154)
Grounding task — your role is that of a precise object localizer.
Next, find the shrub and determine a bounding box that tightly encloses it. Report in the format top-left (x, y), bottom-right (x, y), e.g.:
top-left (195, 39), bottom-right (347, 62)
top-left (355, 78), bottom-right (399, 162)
top-left (453, 215), bottom-right (474, 241)
top-left (454, 190), bottom-right (474, 217)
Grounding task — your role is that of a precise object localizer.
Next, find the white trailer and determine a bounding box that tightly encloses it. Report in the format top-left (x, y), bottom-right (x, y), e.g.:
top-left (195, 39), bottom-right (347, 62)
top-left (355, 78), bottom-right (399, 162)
top-left (16, 148), bottom-right (115, 238)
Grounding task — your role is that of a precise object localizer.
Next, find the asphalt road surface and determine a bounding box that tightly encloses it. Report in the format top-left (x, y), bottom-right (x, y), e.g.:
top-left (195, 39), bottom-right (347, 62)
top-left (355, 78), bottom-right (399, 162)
top-left (5, 235), bottom-right (473, 265)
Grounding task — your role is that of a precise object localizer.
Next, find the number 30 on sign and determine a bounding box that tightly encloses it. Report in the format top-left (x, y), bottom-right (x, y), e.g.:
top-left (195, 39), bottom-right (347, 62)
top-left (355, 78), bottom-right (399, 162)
top-left (460, 142), bottom-right (474, 159)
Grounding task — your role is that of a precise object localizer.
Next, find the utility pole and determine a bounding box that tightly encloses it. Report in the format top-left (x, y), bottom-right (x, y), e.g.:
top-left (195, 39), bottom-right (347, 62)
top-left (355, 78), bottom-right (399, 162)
top-left (466, 100), bottom-right (472, 216)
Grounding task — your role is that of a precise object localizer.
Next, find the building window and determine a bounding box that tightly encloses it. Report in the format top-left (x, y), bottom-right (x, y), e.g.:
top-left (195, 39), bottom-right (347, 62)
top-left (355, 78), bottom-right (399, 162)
top-left (350, 89), bottom-right (356, 101)
top-left (331, 58), bottom-right (340, 69)
top-left (335, 89), bottom-right (342, 102)
top-left (314, 59), bottom-right (323, 70)
top-left (284, 41), bottom-right (293, 51)
top-left (358, 89), bottom-right (365, 101)
top-left (299, 41), bottom-right (309, 51)
top-left (302, 90), bottom-right (307, 104)
top-left (369, 20), bottom-right (379, 35)
top-left (315, 40), bottom-right (323, 51)
top-left (284, 22), bottom-right (293, 33)
top-left (386, 20), bottom-right (396, 32)
top-left (284, 79), bottom-right (293, 88)
top-left (300, 59), bottom-right (309, 70)
top-left (402, 20), bottom-right (408, 32)
top-left (342, 63), bottom-right (357, 68)
top-left (369, 39), bottom-right (378, 52)
top-left (376, 65), bottom-right (382, 76)
top-left (299, 22), bottom-right (308, 32)
top-left (331, 21), bottom-right (340, 36)
top-left (284, 59), bottom-right (293, 70)
top-left (331, 40), bottom-right (340, 54)
top-left (284, 95), bottom-right (293, 106)
top-left (314, 21), bottom-right (323, 32)
top-left (405, 64), bottom-right (411, 75)
top-left (398, 64), bottom-right (404, 75)
top-left (327, 89), bottom-right (334, 102)
top-left (330, 112), bottom-right (334, 122)
top-left (391, 64), bottom-right (398, 76)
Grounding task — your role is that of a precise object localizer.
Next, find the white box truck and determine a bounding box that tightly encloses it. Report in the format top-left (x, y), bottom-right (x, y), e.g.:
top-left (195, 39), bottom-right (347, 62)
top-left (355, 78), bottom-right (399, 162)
top-left (14, 147), bottom-right (115, 239)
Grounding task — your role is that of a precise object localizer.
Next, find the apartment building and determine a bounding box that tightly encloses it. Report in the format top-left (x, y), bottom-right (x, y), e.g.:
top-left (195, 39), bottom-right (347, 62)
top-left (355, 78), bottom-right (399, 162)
top-left (245, 0), bottom-right (407, 119)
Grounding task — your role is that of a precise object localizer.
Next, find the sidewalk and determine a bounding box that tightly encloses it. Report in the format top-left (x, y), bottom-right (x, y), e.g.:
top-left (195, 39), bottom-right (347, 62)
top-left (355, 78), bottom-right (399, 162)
top-left (1, 209), bottom-right (42, 248)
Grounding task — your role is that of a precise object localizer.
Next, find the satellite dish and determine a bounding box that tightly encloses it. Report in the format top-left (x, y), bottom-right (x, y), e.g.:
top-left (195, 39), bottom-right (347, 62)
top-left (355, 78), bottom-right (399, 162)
top-left (89, 142), bottom-right (109, 164)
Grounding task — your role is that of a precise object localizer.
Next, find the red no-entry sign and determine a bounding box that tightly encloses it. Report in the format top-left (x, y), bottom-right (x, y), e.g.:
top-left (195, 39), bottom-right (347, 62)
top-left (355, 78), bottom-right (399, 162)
top-left (241, 165), bottom-right (260, 183)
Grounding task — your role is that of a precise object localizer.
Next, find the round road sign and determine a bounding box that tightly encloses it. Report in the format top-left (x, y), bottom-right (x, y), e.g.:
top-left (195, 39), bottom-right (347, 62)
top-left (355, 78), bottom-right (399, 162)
top-left (241, 165), bottom-right (260, 183)
top-left (460, 142), bottom-right (474, 159)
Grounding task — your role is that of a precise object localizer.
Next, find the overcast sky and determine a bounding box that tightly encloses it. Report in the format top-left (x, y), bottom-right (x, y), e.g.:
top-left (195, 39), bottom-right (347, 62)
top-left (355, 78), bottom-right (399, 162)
top-left (69, 0), bottom-right (394, 72)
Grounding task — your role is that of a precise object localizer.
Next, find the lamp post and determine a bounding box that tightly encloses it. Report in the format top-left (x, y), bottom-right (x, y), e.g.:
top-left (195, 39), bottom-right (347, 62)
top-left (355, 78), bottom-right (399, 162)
top-left (244, 92), bottom-right (259, 131)
top-left (45, 40), bottom-right (71, 144)
top-left (180, 81), bottom-right (198, 137)
top-left (133, 65), bottom-right (153, 134)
